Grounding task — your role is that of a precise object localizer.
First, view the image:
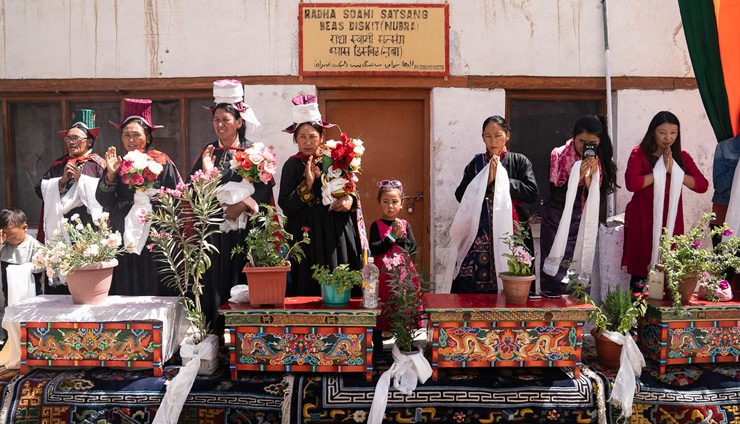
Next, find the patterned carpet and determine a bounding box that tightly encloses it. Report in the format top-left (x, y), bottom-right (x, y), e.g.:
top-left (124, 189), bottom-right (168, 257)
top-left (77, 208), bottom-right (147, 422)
top-left (583, 337), bottom-right (740, 424)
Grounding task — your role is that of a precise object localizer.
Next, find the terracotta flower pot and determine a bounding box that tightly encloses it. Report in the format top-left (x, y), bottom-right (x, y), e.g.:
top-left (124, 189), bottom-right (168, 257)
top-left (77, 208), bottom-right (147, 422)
top-left (666, 274), bottom-right (699, 305)
top-left (591, 329), bottom-right (637, 370)
top-left (65, 259), bottom-right (118, 305)
top-left (242, 264), bottom-right (289, 307)
top-left (499, 273), bottom-right (535, 305)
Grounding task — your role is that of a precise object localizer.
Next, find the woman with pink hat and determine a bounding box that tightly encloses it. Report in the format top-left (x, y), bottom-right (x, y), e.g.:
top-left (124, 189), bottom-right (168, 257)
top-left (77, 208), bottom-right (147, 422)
top-left (95, 98), bottom-right (182, 296)
top-left (278, 94), bottom-right (363, 296)
top-left (189, 80), bottom-right (275, 336)
top-left (35, 109), bottom-right (107, 294)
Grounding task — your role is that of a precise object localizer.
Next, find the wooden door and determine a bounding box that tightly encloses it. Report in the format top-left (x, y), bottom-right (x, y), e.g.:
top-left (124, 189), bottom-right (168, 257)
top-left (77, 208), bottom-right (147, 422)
top-left (320, 90), bottom-right (430, 271)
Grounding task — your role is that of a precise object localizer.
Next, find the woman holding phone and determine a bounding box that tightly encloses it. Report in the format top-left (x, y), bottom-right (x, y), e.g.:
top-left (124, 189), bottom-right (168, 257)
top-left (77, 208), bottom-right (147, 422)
top-left (539, 115), bottom-right (618, 296)
top-left (622, 111), bottom-right (708, 291)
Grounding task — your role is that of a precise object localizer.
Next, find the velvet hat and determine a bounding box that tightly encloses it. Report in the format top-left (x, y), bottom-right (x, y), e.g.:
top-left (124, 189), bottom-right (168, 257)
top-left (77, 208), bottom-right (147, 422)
top-left (57, 109), bottom-right (100, 140)
top-left (204, 79), bottom-right (261, 132)
top-left (109, 98), bottom-right (163, 131)
top-left (282, 94), bottom-right (335, 134)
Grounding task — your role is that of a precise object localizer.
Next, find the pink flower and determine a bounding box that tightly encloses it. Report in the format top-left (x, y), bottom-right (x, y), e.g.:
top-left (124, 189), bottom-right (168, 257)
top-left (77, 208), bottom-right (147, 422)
top-left (723, 229), bottom-right (734, 237)
top-left (130, 173), bottom-right (145, 186)
top-left (260, 171), bottom-right (273, 184)
top-left (692, 240), bottom-right (701, 249)
top-left (119, 160), bottom-right (133, 174)
top-left (146, 243), bottom-right (154, 252)
top-left (513, 246), bottom-right (532, 265)
top-left (720, 280), bottom-right (730, 289)
top-left (136, 207), bottom-right (149, 224)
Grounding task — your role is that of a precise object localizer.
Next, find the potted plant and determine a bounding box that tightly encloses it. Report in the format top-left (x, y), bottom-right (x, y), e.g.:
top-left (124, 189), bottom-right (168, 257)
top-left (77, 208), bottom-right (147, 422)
top-left (146, 167), bottom-right (223, 374)
top-left (658, 212), bottom-right (740, 314)
top-left (232, 204), bottom-right (310, 306)
top-left (311, 263), bottom-right (362, 307)
top-left (33, 212), bottom-right (127, 305)
top-left (499, 221), bottom-right (535, 305)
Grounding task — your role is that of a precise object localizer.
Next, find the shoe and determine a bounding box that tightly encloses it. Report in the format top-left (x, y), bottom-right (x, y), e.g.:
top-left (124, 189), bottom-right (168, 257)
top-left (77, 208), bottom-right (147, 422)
top-left (539, 290), bottom-right (562, 299)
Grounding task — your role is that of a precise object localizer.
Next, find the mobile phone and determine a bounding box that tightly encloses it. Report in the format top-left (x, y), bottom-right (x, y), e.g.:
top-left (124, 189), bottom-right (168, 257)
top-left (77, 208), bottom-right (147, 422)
top-left (583, 142), bottom-right (597, 158)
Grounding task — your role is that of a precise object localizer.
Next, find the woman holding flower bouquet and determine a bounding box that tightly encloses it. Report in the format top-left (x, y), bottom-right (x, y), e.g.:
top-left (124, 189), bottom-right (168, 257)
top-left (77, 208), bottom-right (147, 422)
top-left (450, 115), bottom-right (538, 294)
top-left (95, 98), bottom-right (182, 296)
top-left (35, 109), bottom-right (106, 294)
top-left (190, 80), bottom-right (275, 334)
top-left (278, 94), bottom-right (363, 296)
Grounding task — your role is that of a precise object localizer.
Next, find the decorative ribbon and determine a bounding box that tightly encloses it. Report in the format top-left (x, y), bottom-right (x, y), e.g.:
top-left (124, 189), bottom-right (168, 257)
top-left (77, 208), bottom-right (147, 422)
top-left (368, 345), bottom-right (432, 424)
top-left (543, 161), bottom-right (600, 282)
top-left (650, 157), bottom-right (684, 267)
top-left (124, 187), bottom-right (158, 254)
top-left (216, 180), bottom-right (255, 232)
top-left (153, 334), bottom-right (219, 424)
top-left (601, 330), bottom-right (644, 421)
top-left (722, 160), bottom-right (740, 242)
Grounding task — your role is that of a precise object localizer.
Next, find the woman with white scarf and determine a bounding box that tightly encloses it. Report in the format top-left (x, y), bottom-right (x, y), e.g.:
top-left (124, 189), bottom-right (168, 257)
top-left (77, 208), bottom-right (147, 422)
top-left (450, 116), bottom-right (538, 294)
top-left (622, 111), bottom-right (708, 291)
top-left (539, 115), bottom-right (618, 296)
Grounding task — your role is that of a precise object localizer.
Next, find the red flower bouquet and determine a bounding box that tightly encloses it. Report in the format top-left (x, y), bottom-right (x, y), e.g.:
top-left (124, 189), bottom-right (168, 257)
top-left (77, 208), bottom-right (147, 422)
top-left (319, 133), bottom-right (364, 204)
top-left (118, 150), bottom-right (163, 189)
top-left (229, 142), bottom-right (277, 184)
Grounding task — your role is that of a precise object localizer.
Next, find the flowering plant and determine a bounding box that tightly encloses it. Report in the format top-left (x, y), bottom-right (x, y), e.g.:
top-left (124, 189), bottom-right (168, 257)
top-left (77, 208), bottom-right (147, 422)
top-left (696, 273), bottom-right (733, 302)
top-left (500, 221), bottom-right (534, 277)
top-left (230, 142), bottom-right (277, 184)
top-left (380, 250), bottom-right (431, 352)
top-left (118, 150), bottom-right (163, 189)
top-left (232, 204), bottom-right (310, 268)
top-left (318, 133), bottom-right (364, 202)
top-left (311, 263), bottom-right (362, 294)
top-left (33, 213), bottom-right (127, 277)
top-left (146, 168), bottom-right (223, 344)
top-left (659, 213), bottom-right (740, 312)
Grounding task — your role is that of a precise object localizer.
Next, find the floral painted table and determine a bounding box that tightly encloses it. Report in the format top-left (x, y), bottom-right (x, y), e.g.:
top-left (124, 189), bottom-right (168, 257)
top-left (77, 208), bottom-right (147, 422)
top-left (219, 297), bottom-right (379, 381)
top-left (423, 294), bottom-right (594, 380)
top-left (639, 296), bottom-right (740, 375)
top-left (0, 295), bottom-right (185, 376)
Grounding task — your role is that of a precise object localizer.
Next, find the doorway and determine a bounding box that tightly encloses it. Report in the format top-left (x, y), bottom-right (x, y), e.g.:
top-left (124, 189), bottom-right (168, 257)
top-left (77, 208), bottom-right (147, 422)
top-left (320, 90), bottom-right (430, 271)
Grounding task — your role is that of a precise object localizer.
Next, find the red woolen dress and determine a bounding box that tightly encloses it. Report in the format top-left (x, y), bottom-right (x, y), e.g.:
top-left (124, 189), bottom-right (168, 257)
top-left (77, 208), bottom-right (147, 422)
top-left (621, 146), bottom-right (708, 277)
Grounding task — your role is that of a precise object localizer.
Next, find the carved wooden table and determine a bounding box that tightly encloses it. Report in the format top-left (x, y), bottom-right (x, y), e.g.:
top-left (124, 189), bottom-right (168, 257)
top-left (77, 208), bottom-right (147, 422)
top-left (0, 295), bottom-right (184, 376)
top-left (639, 296), bottom-right (740, 375)
top-left (424, 294), bottom-right (594, 380)
top-left (219, 297), bottom-right (379, 381)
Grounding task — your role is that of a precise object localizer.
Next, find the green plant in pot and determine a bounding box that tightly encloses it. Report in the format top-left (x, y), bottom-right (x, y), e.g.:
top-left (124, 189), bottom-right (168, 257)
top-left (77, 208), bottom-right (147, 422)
top-left (232, 204), bottom-right (310, 306)
top-left (658, 213), bottom-right (740, 315)
top-left (311, 263), bottom-right (362, 307)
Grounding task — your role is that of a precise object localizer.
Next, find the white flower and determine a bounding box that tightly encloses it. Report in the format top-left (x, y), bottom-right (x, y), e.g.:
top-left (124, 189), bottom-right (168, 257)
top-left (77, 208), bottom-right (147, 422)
top-left (52, 229), bottom-right (61, 237)
top-left (83, 244), bottom-right (100, 257)
top-left (353, 138), bottom-right (364, 148)
top-left (100, 212), bottom-right (109, 220)
top-left (104, 233), bottom-right (122, 248)
top-left (75, 223), bottom-right (84, 230)
top-left (70, 213), bottom-right (80, 222)
top-left (324, 139), bottom-right (338, 149)
top-left (350, 156), bottom-right (361, 169)
top-left (147, 161), bottom-right (163, 175)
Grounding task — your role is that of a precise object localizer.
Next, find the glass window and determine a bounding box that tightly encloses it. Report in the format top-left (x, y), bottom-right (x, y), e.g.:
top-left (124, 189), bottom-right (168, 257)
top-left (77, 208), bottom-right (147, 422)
top-left (68, 101), bottom-right (122, 157)
top-left (9, 102), bottom-right (63, 227)
top-left (151, 100), bottom-right (183, 173)
top-left (508, 98), bottom-right (603, 216)
top-left (186, 98), bottom-right (216, 176)
top-left (0, 109), bottom-right (5, 210)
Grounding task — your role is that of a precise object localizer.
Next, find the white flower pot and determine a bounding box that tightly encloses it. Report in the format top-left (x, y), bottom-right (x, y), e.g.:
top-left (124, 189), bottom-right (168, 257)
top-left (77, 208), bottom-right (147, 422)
top-left (180, 333), bottom-right (219, 375)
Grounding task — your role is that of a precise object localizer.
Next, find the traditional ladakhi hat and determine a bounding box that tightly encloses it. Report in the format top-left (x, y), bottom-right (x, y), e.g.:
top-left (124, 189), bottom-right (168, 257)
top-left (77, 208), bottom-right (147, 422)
top-left (57, 109), bottom-right (100, 140)
top-left (205, 79), bottom-right (262, 133)
top-left (109, 98), bottom-right (164, 131)
top-left (282, 94), bottom-right (335, 134)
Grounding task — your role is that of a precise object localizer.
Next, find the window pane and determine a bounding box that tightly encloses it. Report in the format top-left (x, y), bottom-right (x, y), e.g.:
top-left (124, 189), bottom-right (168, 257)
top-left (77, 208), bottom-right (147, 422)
top-left (508, 99), bottom-right (603, 216)
top-left (68, 101), bottom-right (122, 157)
top-left (187, 98), bottom-right (217, 176)
top-left (10, 102), bottom-right (63, 227)
top-left (151, 100), bottom-right (183, 174)
top-left (0, 110), bottom-right (5, 210)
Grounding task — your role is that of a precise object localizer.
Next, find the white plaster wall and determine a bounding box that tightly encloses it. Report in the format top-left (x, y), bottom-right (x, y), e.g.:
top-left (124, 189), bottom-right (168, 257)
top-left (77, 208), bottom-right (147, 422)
top-left (430, 87), bottom-right (506, 287)
top-left (0, 0), bottom-right (693, 79)
top-left (612, 89), bottom-right (714, 225)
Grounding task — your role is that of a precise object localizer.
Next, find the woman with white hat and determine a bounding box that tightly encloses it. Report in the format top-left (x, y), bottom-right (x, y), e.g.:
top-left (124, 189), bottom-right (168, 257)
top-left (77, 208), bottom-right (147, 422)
top-left (190, 80), bottom-right (274, 336)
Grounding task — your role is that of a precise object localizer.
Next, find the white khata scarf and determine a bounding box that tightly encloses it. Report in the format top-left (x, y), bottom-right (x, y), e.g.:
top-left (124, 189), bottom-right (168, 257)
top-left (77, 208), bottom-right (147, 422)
top-left (41, 174), bottom-right (103, 241)
top-left (443, 160), bottom-right (512, 293)
top-left (650, 156), bottom-right (684, 268)
top-left (543, 161), bottom-right (600, 281)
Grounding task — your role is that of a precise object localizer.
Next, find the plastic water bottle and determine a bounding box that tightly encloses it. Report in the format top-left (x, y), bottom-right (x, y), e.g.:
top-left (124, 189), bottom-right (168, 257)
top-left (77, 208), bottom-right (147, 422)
top-left (362, 257), bottom-right (380, 308)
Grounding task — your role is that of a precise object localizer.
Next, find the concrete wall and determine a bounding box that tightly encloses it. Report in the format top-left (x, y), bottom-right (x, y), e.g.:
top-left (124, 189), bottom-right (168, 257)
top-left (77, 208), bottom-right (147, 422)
top-left (0, 0), bottom-right (692, 79)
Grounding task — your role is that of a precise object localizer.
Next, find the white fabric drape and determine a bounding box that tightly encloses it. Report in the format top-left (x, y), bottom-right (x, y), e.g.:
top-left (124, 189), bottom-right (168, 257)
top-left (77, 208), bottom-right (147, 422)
top-left (442, 161), bottom-right (513, 293)
top-left (543, 161), bottom-right (600, 280)
top-left (216, 180), bottom-right (255, 232)
top-left (722, 162), bottom-right (740, 242)
top-left (601, 330), bottom-right (644, 420)
top-left (650, 157), bottom-right (685, 267)
top-left (6, 263), bottom-right (36, 306)
top-left (367, 345), bottom-right (432, 424)
top-left (41, 175), bottom-right (103, 241)
top-left (321, 176), bottom-right (350, 206)
top-left (124, 188), bottom-right (158, 254)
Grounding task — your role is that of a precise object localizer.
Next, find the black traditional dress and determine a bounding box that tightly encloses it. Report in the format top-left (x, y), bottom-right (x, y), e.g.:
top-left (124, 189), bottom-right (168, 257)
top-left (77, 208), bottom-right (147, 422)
top-left (95, 149), bottom-right (181, 297)
top-left (452, 151), bottom-right (538, 294)
top-left (35, 153), bottom-right (106, 294)
top-left (189, 139), bottom-right (275, 332)
top-left (278, 154), bottom-right (363, 297)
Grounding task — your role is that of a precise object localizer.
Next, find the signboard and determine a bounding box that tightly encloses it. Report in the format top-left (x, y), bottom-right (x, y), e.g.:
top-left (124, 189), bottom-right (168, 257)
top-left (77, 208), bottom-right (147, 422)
top-left (299, 3), bottom-right (449, 76)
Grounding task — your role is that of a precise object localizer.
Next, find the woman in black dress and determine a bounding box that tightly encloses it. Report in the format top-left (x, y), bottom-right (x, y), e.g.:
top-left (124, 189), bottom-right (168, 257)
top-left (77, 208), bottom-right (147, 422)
top-left (278, 94), bottom-right (362, 296)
